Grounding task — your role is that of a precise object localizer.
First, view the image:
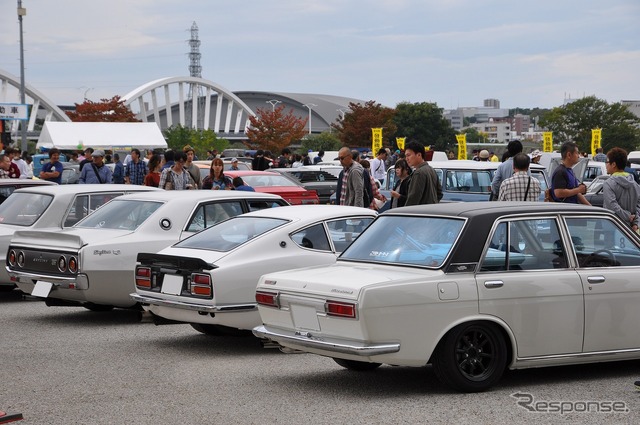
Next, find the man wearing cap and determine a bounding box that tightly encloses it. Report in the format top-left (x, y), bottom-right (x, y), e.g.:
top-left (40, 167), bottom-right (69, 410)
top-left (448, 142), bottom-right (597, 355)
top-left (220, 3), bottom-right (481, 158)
top-left (79, 150), bottom-right (113, 184)
top-left (230, 158), bottom-right (240, 171)
top-left (478, 150), bottom-right (490, 162)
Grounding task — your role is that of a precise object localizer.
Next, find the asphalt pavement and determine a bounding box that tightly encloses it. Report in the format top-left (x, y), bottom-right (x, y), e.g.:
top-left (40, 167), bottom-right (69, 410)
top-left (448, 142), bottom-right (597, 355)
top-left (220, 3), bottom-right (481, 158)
top-left (2, 289), bottom-right (640, 425)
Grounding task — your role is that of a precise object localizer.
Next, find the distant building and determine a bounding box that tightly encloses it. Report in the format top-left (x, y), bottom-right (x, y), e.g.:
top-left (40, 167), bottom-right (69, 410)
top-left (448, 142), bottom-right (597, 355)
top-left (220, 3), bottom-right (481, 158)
top-left (509, 114), bottom-right (531, 135)
top-left (484, 98), bottom-right (500, 108)
top-left (469, 120), bottom-right (512, 143)
top-left (621, 100), bottom-right (640, 121)
top-left (443, 109), bottom-right (464, 131)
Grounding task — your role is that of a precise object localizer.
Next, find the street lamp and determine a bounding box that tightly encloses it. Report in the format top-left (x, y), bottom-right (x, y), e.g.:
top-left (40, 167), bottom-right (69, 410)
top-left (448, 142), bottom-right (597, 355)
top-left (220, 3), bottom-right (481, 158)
top-left (336, 108), bottom-right (348, 121)
top-left (266, 99), bottom-right (281, 111)
top-left (82, 87), bottom-right (94, 101)
top-left (17, 0), bottom-right (27, 152)
top-left (302, 103), bottom-right (317, 135)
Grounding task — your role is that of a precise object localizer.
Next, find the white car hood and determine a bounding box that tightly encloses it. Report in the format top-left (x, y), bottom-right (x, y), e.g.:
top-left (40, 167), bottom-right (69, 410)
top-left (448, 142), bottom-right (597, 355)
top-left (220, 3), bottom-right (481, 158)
top-left (260, 261), bottom-right (443, 300)
top-left (11, 228), bottom-right (134, 250)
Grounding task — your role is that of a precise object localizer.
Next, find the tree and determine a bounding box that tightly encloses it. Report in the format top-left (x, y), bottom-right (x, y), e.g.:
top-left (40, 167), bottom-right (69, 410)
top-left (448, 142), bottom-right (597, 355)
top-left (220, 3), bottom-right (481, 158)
top-left (245, 106), bottom-right (308, 152)
top-left (331, 101), bottom-right (396, 148)
top-left (163, 125), bottom-right (229, 158)
top-left (393, 102), bottom-right (456, 151)
top-left (299, 132), bottom-right (342, 153)
top-left (539, 96), bottom-right (640, 153)
top-left (66, 95), bottom-right (140, 122)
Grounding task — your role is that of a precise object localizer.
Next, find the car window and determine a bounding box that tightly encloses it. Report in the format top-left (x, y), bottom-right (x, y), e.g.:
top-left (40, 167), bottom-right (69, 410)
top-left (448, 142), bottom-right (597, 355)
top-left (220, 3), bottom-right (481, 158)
top-left (247, 199), bottom-right (287, 212)
top-left (445, 170), bottom-right (492, 193)
top-left (242, 175), bottom-right (300, 187)
top-left (291, 224), bottom-right (331, 251)
top-left (480, 218), bottom-right (568, 272)
top-left (0, 192), bottom-right (53, 226)
top-left (187, 201), bottom-right (244, 232)
top-left (75, 200), bottom-right (163, 231)
top-left (341, 216), bottom-right (464, 268)
top-left (326, 217), bottom-right (374, 252)
top-left (531, 170), bottom-right (548, 190)
top-left (64, 193), bottom-right (123, 227)
top-left (565, 217), bottom-right (640, 267)
top-left (0, 186), bottom-right (16, 204)
top-left (176, 216), bottom-right (287, 251)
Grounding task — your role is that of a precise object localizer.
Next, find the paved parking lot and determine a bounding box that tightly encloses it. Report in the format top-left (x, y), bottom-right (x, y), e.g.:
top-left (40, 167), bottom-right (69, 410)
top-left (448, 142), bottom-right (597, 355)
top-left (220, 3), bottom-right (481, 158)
top-left (2, 289), bottom-right (640, 424)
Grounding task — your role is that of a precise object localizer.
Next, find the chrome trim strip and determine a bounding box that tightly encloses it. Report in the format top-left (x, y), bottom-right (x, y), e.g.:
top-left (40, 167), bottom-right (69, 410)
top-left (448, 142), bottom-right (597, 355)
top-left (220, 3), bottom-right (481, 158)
top-left (7, 268), bottom-right (77, 283)
top-left (130, 293), bottom-right (256, 313)
top-left (518, 347), bottom-right (640, 363)
top-left (252, 325), bottom-right (400, 356)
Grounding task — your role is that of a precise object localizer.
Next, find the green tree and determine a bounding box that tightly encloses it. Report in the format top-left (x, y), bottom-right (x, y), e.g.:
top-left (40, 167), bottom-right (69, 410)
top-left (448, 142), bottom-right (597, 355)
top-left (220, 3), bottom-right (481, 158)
top-left (539, 96), bottom-right (640, 153)
top-left (300, 132), bottom-right (342, 153)
top-left (393, 102), bottom-right (456, 151)
top-left (331, 101), bottom-right (396, 148)
top-left (246, 106), bottom-right (308, 152)
top-left (460, 127), bottom-right (484, 145)
top-left (163, 125), bottom-right (229, 158)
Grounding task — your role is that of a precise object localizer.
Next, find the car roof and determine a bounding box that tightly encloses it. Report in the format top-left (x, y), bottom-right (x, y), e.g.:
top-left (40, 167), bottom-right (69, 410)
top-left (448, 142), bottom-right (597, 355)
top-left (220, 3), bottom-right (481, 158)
top-left (13, 184), bottom-right (161, 195)
top-left (385, 201), bottom-right (605, 219)
top-left (110, 189), bottom-right (284, 202)
top-left (0, 179), bottom-right (55, 187)
top-left (239, 204), bottom-right (377, 220)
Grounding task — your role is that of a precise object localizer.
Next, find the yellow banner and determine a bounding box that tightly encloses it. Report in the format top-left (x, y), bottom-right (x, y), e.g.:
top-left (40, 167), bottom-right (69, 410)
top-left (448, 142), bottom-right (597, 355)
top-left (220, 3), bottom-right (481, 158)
top-left (591, 129), bottom-right (602, 156)
top-left (456, 134), bottom-right (467, 160)
top-left (543, 132), bottom-right (553, 152)
top-left (395, 137), bottom-right (405, 150)
top-left (371, 128), bottom-right (383, 154)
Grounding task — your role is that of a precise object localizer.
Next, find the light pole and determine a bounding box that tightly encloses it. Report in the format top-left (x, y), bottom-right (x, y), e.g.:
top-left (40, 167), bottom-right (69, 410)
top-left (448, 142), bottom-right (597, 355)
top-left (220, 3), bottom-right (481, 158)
top-left (83, 87), bottom-right (94, 101)
top-left (302, 103), bottom-right (317, 135)
top-left (336, 108), bottom-right (348, 121)
top-left (17, 0), bottom-right (27, 152)
top-left (266, 99), bottom-right (281, 111)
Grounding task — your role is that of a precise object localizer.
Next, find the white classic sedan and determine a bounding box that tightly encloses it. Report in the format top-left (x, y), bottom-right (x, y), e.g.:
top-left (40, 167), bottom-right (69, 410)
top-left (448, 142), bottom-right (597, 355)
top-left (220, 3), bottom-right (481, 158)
top-left (0, 184), bottom-right (160, 291)
top-left (8, 191), bottom-right (287, 310)
top-left (131, 205), bottom-right (376, 335)
top-left (254, 202), bottom-right (640, 392)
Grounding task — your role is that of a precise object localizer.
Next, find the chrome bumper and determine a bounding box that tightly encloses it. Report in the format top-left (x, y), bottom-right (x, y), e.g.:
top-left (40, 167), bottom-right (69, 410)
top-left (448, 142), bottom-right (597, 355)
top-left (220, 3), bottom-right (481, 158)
top-left (8, 268), bottom-right (88, 290)
top-left (252, 325), bottom-right (400, 356)
top-left (130, 293), bottom-right (257, 313)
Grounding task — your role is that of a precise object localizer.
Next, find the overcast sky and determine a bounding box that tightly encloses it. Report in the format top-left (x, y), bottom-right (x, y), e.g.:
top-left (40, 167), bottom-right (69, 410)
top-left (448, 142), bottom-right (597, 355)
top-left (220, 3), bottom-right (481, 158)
top-left (1, 0), bottom-right (638, 110)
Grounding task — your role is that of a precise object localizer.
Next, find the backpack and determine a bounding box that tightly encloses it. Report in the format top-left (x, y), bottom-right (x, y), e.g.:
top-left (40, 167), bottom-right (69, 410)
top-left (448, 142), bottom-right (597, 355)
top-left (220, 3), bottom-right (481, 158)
top-left (362, 169), bottom-right (373, 207)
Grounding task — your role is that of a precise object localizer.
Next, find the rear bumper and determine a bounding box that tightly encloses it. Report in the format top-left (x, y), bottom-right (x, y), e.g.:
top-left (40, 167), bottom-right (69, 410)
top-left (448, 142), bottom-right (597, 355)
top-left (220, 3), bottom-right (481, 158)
top-left (252, 325), bottom-right (400, 356)
top-left (130, 293), bottom-right (256, 313)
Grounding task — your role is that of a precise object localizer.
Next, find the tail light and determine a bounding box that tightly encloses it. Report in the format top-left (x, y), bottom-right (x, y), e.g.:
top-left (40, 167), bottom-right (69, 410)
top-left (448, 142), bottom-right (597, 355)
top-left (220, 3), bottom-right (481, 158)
top-left (256, 290), bottom-right (279, 308)
top-left (68, 256), bottom-right (78, 274)
top-left (135, 266), bottom-right (152, 289)
top-left (17, 251), bottom-right (25, 268)
top-left (325, 300), bottom-right (357, 318)
top-left (7, 250), bottom-right (16, 267)
top-left (190, 273), bottom-right (212, 298)
top-left (57, 256), bottom-right (67, 272)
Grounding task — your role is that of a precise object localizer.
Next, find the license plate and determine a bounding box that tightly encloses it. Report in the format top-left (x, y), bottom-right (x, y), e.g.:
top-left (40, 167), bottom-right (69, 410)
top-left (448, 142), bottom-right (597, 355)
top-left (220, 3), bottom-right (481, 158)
top-left (290, 304), bottom-right (320, 331)
top-left (32, 281), bottom-right (53, 298)
top-left (161, 274), bottom-right (183, 295)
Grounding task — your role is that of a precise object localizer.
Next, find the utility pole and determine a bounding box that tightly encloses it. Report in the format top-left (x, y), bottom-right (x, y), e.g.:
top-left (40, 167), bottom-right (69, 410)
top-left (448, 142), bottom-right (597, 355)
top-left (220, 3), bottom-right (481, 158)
top-left (18, 0), bottom-right (27, 152)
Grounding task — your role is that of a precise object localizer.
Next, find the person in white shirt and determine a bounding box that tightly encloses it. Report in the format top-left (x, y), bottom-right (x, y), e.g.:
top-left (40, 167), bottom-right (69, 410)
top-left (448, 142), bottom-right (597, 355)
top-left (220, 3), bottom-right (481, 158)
top-left (9, 148), bottom-right (30, 179)
top-left (370, 148), bottom-right (388, 186)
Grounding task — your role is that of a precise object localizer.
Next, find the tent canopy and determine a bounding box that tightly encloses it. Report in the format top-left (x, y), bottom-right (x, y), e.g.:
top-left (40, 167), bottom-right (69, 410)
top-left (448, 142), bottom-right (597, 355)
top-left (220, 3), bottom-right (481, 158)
top-left (36, 122), bottom-right (167, 151)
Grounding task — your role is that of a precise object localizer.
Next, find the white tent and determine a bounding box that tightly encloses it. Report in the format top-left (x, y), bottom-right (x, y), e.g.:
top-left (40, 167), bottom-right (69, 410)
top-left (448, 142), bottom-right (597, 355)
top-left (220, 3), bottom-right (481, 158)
top-left (36, 122), bottom-right (167, 151)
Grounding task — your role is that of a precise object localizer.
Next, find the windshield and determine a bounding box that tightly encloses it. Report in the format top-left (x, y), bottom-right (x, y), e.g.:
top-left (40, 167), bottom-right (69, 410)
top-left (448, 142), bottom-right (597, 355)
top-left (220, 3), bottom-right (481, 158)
top-left (176, 216), bottom-right (287, 251)
top-left (76, 199), bottom-right (163, 231)
top-left (0, 192), bottom-right (53, 226)
top-left (340, 216), bottom-right (465, 268)
top-left (242, 174), bottom-right (301, 188)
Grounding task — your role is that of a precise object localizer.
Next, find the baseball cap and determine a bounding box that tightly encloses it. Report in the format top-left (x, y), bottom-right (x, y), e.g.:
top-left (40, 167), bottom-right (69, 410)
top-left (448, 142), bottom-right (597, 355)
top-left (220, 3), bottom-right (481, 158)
top-left (231, 157), bottom-right (238, 162)
top-left (92, 149), bottom-right (105, 157)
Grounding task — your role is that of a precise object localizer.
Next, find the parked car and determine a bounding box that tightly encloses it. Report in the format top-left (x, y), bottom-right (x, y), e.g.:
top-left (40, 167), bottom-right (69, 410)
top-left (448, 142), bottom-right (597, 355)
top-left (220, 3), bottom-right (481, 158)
top-left (225, 170), bottom-right (319, 205)
top-left (254, 202), bottom-right (640, 392)
top-left (0, 184), bottom-right (160, 291)
top-left (0, 179), bottom-right (55, 204)
top-left (8, 191), bottom-right (288, 310)
top-left (269, 168), bottom-right (338, 204)
top-left (131, 205), bottom-right (376, 335)
top-left (584, 174), bottom-right (608, 207)
top-left (60, 162), bottom-right (80, 184)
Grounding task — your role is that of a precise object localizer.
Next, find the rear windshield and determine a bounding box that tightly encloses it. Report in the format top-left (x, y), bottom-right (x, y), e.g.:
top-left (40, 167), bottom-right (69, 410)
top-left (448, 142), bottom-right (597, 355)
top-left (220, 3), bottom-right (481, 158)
top-left (0, 192), bottom-right (53, 226)
top-left (76, 199), bottom-right (163, 231)
top-left (341, 215), bottom-right (464, 268)
top-left (176, 216), bottom-right (287, 252)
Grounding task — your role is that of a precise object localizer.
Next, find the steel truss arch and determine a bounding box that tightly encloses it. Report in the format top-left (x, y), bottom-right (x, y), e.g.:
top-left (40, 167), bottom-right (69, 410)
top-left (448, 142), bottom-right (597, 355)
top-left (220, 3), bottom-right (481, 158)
top-left (122, 76), bottom-right (255, 136)
top-left (0, 68), bottom-right (71, 133)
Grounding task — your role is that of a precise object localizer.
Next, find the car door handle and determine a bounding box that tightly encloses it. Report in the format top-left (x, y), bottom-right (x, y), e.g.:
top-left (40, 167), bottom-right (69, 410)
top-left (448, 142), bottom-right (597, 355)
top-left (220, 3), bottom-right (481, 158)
top-left (587, 276), bottom-right (606, 284)
top-left (484, 280), bottom-right (504, 289)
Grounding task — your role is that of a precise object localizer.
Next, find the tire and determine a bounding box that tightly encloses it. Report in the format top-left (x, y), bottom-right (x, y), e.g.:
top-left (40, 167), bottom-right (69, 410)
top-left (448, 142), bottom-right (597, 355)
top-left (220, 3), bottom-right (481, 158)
top-left (432, 322), bottom-right (507, 392)
top-left (83, 303), bottom-right (115, 312)
top-left (190, 323), bottom-right (251, 337)
top-left (333, 358), bottom-right (382, 371)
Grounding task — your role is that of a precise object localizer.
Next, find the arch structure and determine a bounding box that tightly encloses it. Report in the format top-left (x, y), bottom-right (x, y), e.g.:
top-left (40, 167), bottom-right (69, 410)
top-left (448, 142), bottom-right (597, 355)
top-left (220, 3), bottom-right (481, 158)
top-left (122, 76), bottom-right (255, 138)
top-left (0, 68), bottom-right (71, 133)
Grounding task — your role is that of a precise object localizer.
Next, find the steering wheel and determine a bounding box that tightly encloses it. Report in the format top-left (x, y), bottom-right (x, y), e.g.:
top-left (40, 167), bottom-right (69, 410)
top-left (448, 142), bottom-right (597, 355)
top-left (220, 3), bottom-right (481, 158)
top-left (582, 249), bottom-right (617, 267)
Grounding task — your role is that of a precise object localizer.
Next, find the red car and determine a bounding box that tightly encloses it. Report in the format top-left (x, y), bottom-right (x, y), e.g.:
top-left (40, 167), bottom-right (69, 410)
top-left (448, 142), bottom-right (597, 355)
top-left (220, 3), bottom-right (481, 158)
top-left (225, 170), bottom-right (319, 205)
